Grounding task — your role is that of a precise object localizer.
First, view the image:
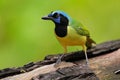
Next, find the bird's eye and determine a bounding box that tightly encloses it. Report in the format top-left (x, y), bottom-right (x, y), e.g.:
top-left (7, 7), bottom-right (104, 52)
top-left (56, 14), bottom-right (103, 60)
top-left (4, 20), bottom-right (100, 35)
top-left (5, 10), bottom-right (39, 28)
top-left (52, 13), bottom-right (59, 18)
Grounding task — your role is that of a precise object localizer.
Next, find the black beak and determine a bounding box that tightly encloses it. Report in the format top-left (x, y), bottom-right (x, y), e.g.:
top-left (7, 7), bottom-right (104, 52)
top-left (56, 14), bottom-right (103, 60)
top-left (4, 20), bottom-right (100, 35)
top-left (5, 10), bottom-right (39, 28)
top-left (41, 16), bottom-right (52, 20)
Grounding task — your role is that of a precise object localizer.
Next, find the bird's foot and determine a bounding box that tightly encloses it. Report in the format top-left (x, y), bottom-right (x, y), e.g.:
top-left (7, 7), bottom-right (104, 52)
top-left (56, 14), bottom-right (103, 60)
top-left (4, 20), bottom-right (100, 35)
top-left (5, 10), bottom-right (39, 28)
top-left (54, 54), bottom-right (64, 67)
top-left (54, 59), bottom-right (62, 67)
top-left (86, 62), bottom-right (89, 66)
top-left (85, 57), bottom-right (89, 66)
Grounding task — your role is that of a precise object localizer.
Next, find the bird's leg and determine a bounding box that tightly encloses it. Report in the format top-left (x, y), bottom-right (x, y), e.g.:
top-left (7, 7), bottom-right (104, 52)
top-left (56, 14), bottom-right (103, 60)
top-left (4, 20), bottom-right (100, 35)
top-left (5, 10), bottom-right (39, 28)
top-left (54, 46), bottom-right (67, 67)
top-left (83, 45), bottom-right (89, 66)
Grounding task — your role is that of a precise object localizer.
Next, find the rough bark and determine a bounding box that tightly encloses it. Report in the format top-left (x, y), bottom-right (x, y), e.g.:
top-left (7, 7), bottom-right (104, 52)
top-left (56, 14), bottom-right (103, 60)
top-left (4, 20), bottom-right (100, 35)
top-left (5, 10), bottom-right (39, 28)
top-left (31, 65), bottom-right (99, 80)
top-left (0, 39), bottom-right (120, 80)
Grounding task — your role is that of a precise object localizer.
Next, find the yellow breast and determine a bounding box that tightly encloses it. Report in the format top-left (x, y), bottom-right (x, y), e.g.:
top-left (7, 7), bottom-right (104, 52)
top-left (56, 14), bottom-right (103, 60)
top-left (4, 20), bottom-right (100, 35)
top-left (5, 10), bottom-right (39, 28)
top-left (55, 26), bottom-right (87, 46)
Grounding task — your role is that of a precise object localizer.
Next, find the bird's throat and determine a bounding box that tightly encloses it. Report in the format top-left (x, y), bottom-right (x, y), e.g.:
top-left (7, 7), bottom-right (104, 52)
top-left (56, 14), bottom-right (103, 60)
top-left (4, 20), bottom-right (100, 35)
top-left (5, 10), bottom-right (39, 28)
top-left (55, 24), bottom-right (67, 37)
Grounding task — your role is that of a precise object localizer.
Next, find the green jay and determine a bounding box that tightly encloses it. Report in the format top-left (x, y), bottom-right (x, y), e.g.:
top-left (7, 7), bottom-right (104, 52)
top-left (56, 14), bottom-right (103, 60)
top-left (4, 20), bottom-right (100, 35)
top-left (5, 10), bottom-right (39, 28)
top-left (42, 10), bottom-right (95, 66)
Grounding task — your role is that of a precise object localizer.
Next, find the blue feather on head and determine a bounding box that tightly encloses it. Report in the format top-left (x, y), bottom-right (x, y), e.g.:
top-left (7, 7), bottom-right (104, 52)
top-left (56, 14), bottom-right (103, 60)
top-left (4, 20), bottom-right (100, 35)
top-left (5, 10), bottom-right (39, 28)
top-left (52, 10), bottom-right (72, 23)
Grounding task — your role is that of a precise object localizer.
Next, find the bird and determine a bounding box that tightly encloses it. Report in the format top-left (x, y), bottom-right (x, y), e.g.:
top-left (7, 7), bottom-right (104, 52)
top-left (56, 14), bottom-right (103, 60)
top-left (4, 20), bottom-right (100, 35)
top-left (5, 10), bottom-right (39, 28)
top-left (41, 10), bottom-right (95, 66)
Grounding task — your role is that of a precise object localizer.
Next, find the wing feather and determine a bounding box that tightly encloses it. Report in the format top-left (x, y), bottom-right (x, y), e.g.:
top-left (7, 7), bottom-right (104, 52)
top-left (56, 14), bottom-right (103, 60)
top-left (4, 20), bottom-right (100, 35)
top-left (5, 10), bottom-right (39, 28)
top-left (70, 19), bottom-right (90, 37)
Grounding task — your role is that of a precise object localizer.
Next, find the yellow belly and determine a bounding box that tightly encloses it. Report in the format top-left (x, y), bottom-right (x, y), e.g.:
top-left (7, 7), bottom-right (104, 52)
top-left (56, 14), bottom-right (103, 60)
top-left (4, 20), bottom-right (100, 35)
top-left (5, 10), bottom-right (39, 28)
top-left (55, 26), bottom-right (87, 47)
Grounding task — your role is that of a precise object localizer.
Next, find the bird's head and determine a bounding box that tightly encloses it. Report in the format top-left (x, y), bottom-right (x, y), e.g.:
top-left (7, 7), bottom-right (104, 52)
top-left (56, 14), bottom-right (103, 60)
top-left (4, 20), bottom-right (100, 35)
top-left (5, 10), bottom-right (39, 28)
top-left (42, 10), bottom-right (71, 26)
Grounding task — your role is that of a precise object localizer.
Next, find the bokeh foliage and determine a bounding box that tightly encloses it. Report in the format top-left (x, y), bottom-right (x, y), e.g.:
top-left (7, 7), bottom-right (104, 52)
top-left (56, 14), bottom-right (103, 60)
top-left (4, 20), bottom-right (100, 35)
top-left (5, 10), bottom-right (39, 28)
top-left (0, 0), bottom-right (120, 69)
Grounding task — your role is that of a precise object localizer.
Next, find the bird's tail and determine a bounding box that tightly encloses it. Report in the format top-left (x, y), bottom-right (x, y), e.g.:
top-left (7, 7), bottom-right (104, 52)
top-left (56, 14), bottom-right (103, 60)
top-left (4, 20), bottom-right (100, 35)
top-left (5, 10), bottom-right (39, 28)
top-left (86, 37), bottom-right (96, 49)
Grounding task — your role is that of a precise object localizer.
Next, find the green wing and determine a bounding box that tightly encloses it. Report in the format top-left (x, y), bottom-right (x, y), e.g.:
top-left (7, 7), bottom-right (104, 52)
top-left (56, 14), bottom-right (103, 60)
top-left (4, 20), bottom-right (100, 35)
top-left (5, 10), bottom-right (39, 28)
top-left (69, 19), bottom-right (96, 48)
top-left (70, 19), bottom-right (90, 37)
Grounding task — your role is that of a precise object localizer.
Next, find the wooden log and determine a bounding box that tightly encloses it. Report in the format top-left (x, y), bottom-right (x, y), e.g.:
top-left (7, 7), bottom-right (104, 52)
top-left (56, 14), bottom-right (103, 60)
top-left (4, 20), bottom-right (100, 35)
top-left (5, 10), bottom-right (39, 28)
top-left (0, 39), bottom-right (120, 80)
top-left (31, 64), bottom-right (99, 80)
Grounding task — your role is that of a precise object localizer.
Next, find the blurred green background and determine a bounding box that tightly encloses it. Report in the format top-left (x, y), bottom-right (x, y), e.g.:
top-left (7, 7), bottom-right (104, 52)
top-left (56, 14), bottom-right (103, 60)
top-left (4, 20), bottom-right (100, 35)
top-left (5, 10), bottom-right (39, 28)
top-left (0, 0), bottom-right (120, 69)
